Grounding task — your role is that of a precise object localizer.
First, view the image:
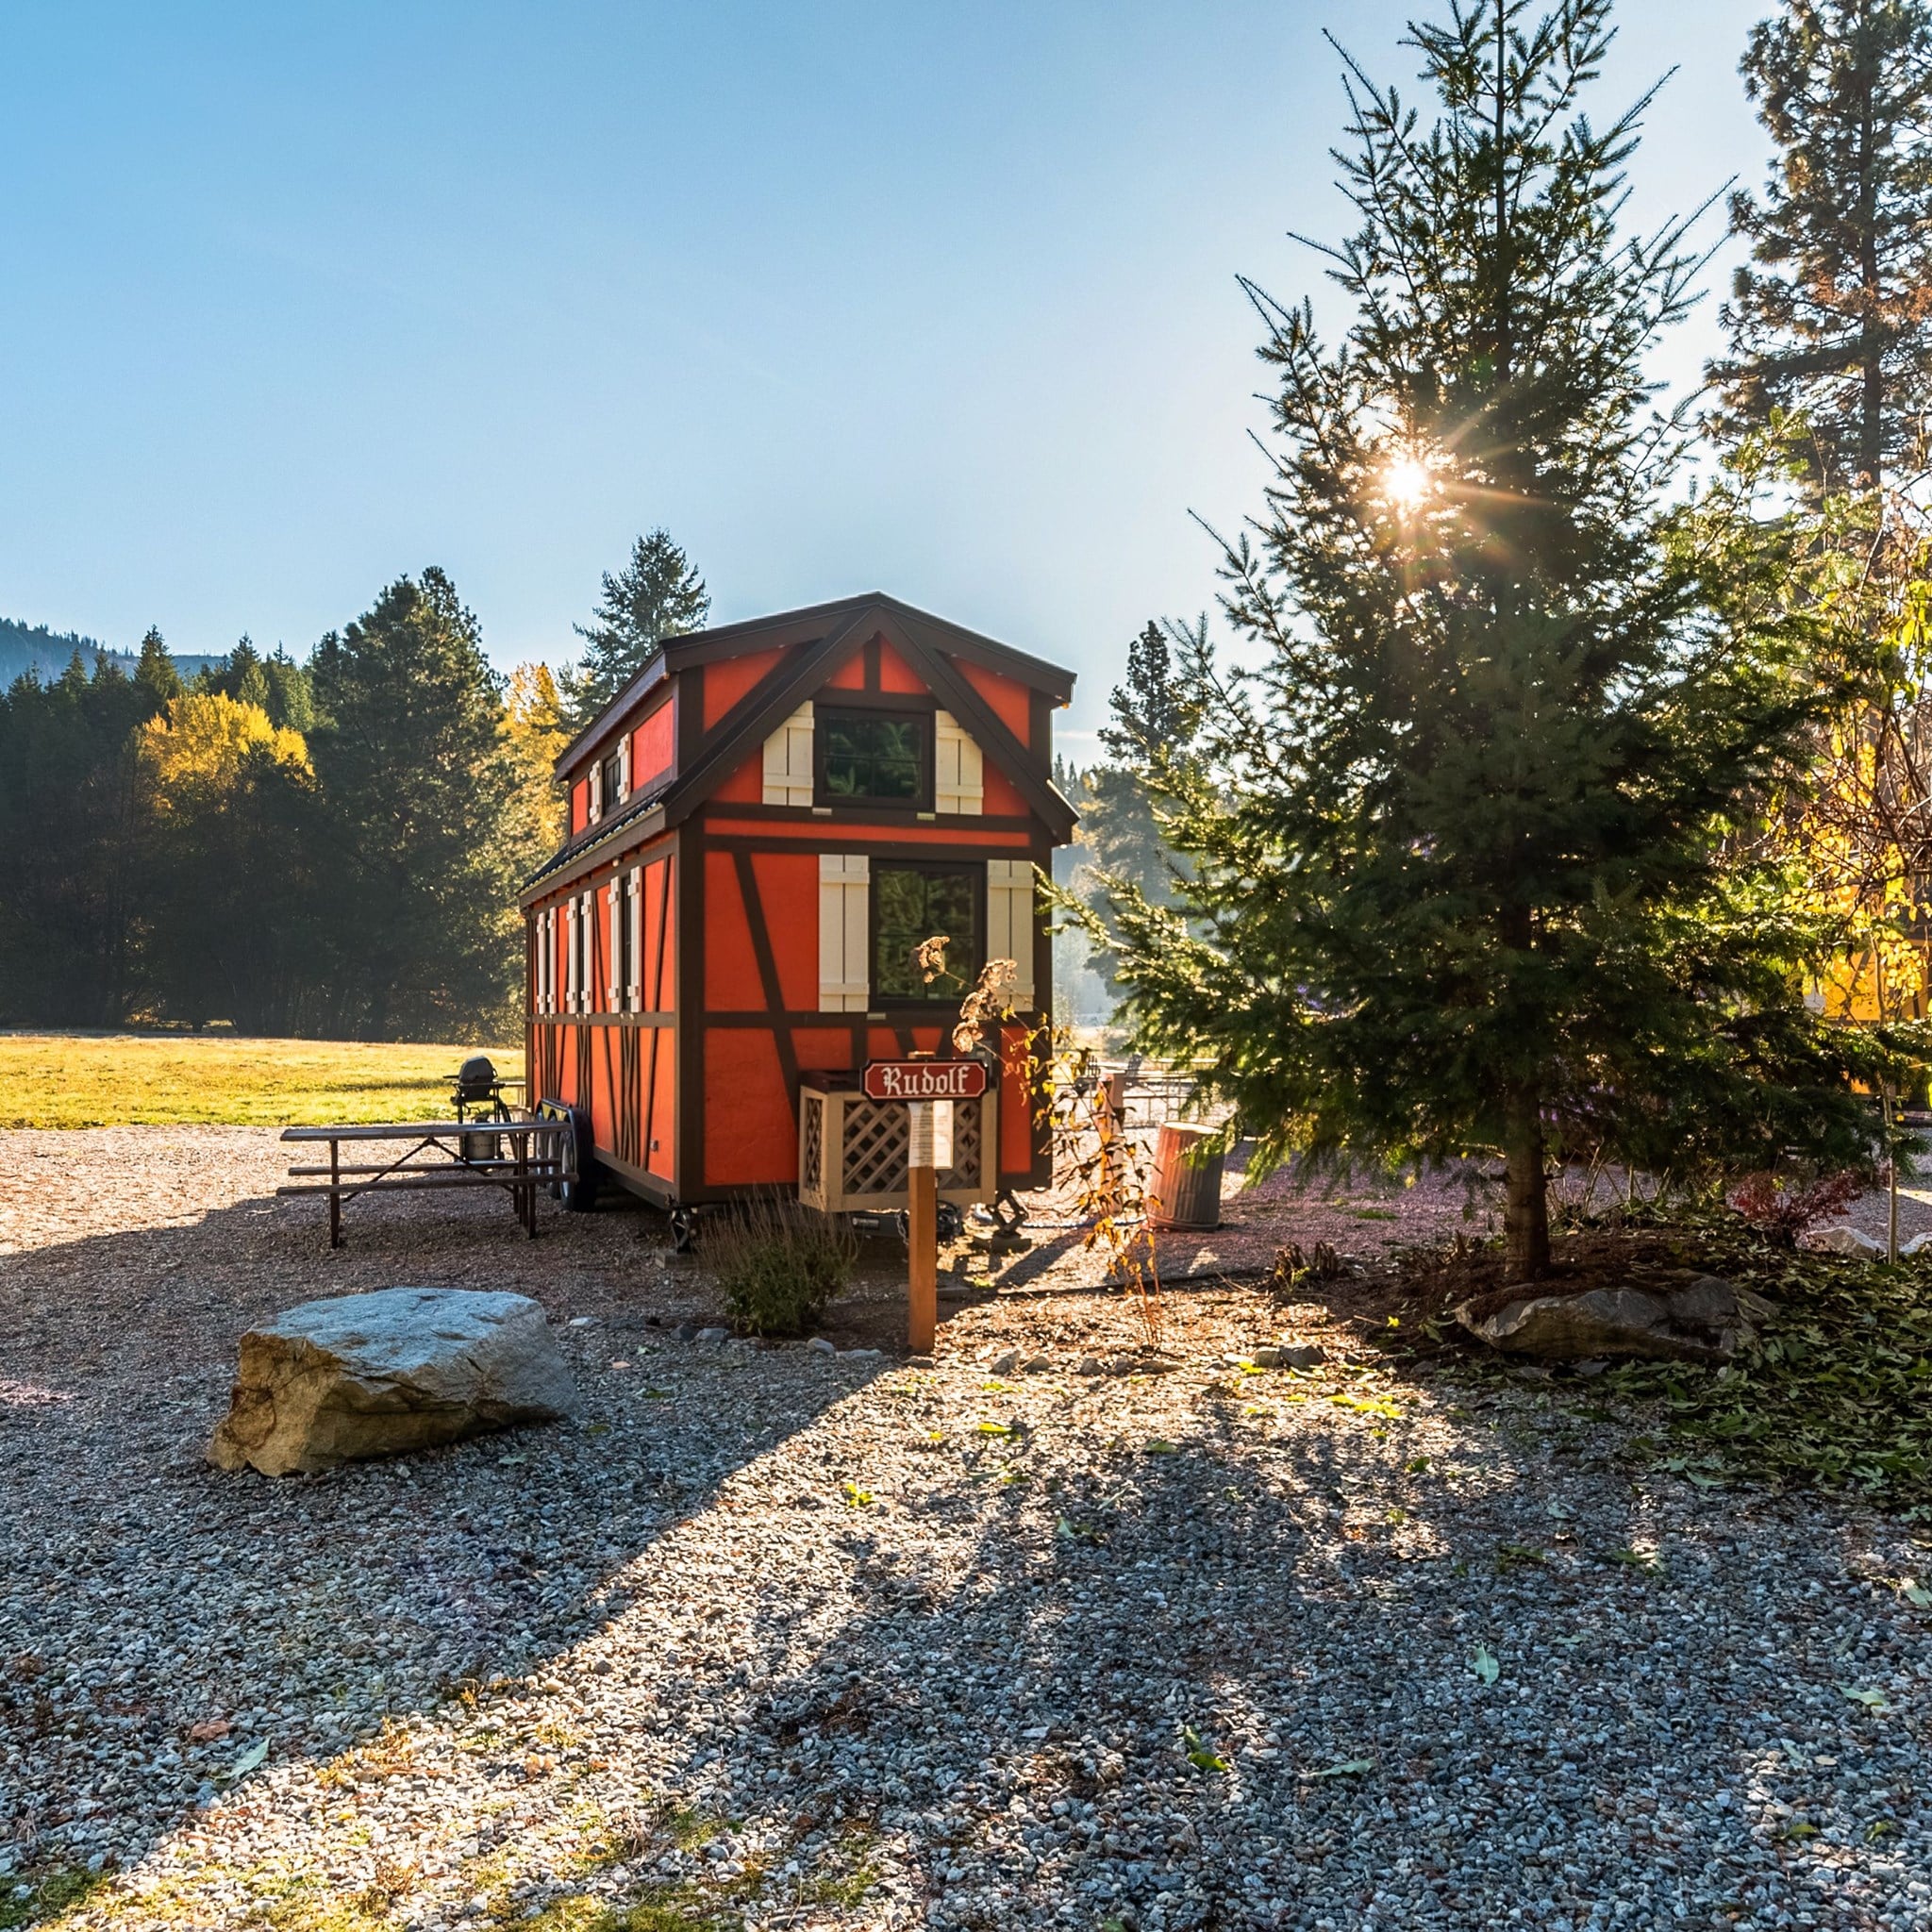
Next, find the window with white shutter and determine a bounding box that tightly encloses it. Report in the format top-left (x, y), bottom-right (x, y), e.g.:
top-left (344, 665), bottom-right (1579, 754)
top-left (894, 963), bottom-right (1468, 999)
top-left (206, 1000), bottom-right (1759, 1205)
top-left (581, 891), bottom-right (596, 1012)
top-left (561, 901), bottom-right (576, 1012)
top-left (818, 853), bottom-right (871, 1011)
top-left (587, 763), bottom-right (603, 827)
top-left (986, 858), bottom-right (1036, 1011)
top-left (762, 702), bottom-right (815, 807)
top-left (626, 869), bottom-right (643, 1011)
top-left (607, 878), bottom-right (624, 1010)
top-left (934, 711), bottom-right (983, 814)
top-left (543, 908), bottom-right (557, 1014)
top-left (616, 737), bottom-right (631, 803)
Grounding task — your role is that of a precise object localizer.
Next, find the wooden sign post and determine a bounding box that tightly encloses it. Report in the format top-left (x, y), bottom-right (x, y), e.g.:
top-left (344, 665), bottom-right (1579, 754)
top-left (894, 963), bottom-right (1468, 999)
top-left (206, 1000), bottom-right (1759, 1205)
top-left (866, 1059), bottom-right (985, 1354)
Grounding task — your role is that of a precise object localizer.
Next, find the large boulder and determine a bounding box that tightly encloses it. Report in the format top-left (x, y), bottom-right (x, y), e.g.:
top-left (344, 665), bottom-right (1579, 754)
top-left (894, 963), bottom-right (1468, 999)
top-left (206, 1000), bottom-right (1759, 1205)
top-left (208, 1287), bottom-right (580, 1476)
top-left (1455, 1274), bottom-right (1774, 1364)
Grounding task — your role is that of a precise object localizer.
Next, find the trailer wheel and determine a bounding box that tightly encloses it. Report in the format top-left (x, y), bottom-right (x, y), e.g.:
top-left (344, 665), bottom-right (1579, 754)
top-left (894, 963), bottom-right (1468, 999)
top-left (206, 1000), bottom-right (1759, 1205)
top-left (554, 1105), bottom-right (600, 1213)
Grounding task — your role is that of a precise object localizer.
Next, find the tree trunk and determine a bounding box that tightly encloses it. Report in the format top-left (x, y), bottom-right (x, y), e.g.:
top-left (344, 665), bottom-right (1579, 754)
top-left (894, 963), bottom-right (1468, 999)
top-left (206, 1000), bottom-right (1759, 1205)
top-left (1504, 1092), bottom-right (1550, 1281)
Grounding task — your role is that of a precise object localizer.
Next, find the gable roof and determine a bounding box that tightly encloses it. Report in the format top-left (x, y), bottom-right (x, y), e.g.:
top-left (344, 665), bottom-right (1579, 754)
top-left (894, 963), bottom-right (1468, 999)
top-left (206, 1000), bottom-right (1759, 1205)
top-left (523, 594), bottom-right (1078, 898)
top-left (554, 591), bottom-right (1076, 775)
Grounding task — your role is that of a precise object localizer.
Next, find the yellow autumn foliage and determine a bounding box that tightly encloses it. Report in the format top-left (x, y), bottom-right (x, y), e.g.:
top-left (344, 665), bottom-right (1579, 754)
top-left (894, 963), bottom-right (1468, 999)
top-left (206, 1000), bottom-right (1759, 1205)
top-left (503, 661), bottom-right (571, 847)
top-left (137, 691), bottom-right (309, 809)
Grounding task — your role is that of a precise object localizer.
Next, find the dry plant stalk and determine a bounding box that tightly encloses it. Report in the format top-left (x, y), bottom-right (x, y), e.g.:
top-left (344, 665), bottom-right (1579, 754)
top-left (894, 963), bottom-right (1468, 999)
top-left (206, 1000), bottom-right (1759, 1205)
top-left (937, 935), bottom-right (1167, 1346)
top-left (1025, 1028), bottom-right (1166, 1348)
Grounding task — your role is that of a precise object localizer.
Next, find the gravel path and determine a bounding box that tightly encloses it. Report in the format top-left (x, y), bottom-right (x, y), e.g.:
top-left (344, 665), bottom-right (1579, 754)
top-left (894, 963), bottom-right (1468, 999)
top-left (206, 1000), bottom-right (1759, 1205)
top-left (4, 1127), bottom-right (1931, 1930)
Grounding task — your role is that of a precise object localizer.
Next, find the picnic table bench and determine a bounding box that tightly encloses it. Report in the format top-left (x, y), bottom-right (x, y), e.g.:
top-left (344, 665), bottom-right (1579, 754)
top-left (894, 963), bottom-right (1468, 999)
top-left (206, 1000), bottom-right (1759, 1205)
top-left (279, 1117), bottom-right (577, 1248)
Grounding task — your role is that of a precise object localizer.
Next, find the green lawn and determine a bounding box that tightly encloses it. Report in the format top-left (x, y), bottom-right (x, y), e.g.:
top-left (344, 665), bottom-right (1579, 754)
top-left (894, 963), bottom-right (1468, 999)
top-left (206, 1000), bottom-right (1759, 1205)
top-left (0, 1032), bottom-right (525, 1128)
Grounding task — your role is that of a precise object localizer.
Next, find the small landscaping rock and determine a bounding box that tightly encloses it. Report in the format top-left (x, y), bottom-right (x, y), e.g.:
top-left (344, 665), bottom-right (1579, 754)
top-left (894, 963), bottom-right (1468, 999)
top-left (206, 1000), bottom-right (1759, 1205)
top-left (1810, 1224), bottom-right (1887, 1257)
top-left (1455, 1277), bottom-right (1767, 1363)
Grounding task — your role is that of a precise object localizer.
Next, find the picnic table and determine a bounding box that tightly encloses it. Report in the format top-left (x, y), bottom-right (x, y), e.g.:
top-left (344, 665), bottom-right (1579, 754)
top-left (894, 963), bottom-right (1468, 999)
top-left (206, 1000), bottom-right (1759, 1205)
top-left (278, 1118), bottom-right (577, 1247)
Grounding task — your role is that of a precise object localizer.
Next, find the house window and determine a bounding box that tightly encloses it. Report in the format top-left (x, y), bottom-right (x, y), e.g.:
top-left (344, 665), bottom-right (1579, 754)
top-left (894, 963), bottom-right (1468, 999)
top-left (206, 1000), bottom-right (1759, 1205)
top-left (818, 708), bottom-right (929, 807)
top-left (872, 861), bottom-right (980, 1003)
top-left (600, 748), bottom-right (626, 811)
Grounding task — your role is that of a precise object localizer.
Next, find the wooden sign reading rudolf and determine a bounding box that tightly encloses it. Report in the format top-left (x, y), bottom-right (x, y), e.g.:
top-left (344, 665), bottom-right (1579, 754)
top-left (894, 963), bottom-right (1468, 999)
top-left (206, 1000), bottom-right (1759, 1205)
top-left (864, 1058), bottom-right (986, 1352)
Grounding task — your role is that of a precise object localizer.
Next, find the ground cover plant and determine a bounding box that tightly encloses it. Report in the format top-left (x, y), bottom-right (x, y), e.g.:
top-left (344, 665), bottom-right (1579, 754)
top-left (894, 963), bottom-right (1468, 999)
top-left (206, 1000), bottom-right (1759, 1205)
top-left (0, 1032), bottom-right (524, 1128)
top-left (1377, 1207), bottom-right (1932, 1513)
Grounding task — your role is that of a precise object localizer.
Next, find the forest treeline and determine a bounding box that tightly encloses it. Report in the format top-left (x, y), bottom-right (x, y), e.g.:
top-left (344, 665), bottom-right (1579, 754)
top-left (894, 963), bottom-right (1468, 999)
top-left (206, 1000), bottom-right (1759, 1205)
top-left (0, 533), bottom-right (705, 1039)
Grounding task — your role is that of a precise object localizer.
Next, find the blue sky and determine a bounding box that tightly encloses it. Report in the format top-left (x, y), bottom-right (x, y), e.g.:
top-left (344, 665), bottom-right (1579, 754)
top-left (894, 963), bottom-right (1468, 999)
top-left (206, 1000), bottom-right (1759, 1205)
top-left (0, 0), bottom-right (1772, 741)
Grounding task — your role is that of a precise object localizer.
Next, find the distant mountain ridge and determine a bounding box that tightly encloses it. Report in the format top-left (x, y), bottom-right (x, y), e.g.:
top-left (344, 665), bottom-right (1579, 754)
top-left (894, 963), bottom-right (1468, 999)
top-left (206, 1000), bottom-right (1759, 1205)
top-left (0, 615), bottom-right (219, 688)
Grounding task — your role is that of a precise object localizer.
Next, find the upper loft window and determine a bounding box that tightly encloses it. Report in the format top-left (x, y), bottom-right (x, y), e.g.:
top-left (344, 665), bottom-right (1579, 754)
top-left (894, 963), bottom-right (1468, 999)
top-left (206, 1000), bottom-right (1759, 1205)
top-left (818, 708), bottom-right (929, 808)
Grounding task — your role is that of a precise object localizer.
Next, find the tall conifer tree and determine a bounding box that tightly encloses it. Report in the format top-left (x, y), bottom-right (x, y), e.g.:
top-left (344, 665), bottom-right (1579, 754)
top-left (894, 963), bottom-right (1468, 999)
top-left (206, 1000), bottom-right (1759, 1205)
top-left (309, 569), bottom-right (538, 1037)
top-left (564, 529), bottom-right (709, 729)
top-left (1711, 0), bottom-right (1932, 493)
top-left (1101, 0), bottom-right (1894, 1277)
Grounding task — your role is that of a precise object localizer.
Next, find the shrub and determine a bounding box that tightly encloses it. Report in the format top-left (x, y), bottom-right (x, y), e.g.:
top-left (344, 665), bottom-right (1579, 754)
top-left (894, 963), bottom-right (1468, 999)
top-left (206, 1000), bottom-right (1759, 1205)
top-left (706, 1194), bottom-right (857, 1337)
top-left (1726, 1166), bottom-right (1866, 1245)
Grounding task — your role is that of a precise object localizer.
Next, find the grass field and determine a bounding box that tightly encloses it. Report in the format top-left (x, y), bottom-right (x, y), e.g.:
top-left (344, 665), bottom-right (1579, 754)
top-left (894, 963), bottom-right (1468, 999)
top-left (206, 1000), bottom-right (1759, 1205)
top-left (0, 1032), bottom-right (525, 1128)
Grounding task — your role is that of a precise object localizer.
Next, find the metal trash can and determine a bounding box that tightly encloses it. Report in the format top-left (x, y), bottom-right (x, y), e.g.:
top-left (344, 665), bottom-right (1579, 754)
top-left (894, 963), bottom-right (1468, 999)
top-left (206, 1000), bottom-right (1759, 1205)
top-left (1148, 1123), bottom-right (1224, 1230)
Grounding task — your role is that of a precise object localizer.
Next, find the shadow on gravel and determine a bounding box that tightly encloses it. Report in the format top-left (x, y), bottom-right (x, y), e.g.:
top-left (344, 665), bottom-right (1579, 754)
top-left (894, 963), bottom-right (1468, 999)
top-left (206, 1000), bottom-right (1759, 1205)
top-left (0, 1180), bottom-right (887, 1894)
top-left (534, 1390), bottom-right (1900, 1932)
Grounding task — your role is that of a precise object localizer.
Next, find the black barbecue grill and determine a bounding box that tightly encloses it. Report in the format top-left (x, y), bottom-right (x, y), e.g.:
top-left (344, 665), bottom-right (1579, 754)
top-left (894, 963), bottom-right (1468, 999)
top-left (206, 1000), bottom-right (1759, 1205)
top-left (451, 1055), bottom-right (516, 1160)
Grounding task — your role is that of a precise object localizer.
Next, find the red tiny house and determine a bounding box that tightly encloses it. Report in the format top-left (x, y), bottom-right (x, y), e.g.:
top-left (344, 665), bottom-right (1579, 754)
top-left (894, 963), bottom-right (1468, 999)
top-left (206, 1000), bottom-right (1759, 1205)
top-left (519, 594), bottom-right (1076, 1214)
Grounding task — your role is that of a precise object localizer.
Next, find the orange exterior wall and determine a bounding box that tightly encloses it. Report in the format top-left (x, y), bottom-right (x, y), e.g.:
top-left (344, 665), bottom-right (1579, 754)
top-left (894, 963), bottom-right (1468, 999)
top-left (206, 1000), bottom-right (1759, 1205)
top-left (961, 661), bottom-right (1031, 745)
top-left (633, 697), bottom-right (675, 791)
top-left (703, 649), bottom-right (785, 728)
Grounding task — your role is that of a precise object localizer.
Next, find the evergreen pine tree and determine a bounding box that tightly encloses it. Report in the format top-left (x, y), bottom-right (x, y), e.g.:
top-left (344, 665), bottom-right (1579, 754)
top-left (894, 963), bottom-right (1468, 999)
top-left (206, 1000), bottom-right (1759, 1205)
top-left (564, 529), bottom-right (709, 729)
top-left (133, 626), bottom-right (181, 705)
top-left (309, 568), bottom-right (541, 1037)
top-left (1711, 0), bottom-right (1932, 491)
top-left (1101, 0), bottom-right (1897, 1278)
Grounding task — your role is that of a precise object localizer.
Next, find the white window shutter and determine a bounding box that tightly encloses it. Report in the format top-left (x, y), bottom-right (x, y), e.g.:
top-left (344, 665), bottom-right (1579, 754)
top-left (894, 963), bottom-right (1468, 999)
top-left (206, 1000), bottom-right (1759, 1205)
top-left (588, 763), bottom-right (603, 826)
top-left (934, 711), bottom-right (983, 814)
top-left (607, 879), bottom-right (624, 1008)
top-left (626, 870), bottom-right (644, 1008)
top-left (583, 891), bottom-right (597, 1012)
top-left (763, 702), bottom-right (815, 807)
top-left (543, 908), bottom-right (556, 1014)
top-left (986, 859), bottom-right (1036, 1011)
top-left (561, 901), bottom-right (575, 1012)
top-left (617, 737), bottom-right (631, 802)
top-left (819, 852), bottom-right (870, 1011)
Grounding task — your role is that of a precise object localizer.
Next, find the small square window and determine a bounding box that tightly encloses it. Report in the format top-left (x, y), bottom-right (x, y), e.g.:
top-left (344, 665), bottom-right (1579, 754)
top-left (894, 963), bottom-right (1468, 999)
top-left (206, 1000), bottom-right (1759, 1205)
top-left (819, 708), bottom-right (929, 806)
top-left (873, 862), bottom-right (981, 1003)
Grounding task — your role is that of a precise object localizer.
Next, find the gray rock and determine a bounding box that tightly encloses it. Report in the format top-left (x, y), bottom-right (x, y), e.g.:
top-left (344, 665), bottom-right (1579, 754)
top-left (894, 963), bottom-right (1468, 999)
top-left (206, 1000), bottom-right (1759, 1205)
top-left (807, 1336), bottom-right (837, 1355)
top-left (1455, 1279), bottom-right (1762, 1363)
top-left (1811, 1224), bottom-right (1886, 1257)
top-left (1074, 1357), bottom-right (1106, 1376)
top-left (208, 1288), bottom-right (580, 1477)
top-left (1253, 1343), bottom-right (1325, 1372)
top-left (694, 1325), bottom-right (730, 1344)
top-left (988, 1349), bottom-right (1020, 1375)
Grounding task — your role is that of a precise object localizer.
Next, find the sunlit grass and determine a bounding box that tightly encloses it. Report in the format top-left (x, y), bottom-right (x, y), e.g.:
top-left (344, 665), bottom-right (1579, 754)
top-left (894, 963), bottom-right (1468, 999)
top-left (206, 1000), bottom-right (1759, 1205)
top-left (0, 1032), bottom-right (525, 1128)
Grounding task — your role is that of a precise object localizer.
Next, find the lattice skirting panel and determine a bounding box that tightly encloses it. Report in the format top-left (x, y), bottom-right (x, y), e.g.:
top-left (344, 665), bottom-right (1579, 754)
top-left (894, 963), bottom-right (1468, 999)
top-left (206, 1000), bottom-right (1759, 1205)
top-left (798, 1087), bottom-right (996, 1213)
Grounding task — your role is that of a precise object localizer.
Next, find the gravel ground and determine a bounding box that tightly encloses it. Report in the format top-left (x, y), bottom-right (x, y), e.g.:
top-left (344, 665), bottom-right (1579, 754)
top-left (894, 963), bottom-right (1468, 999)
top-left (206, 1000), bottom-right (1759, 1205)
top-left (4, 1127), bottom-right (1932, 1930)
